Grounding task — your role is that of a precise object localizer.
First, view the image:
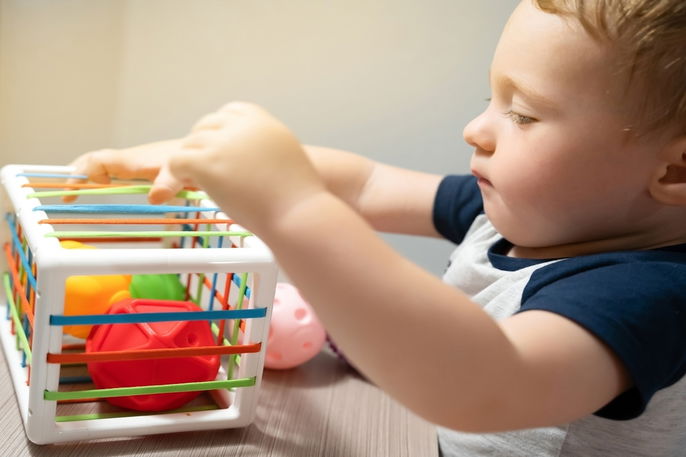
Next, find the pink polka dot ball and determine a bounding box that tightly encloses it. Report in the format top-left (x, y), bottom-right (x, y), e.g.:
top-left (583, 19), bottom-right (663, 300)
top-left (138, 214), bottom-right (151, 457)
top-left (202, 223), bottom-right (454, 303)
top-left (265, 283), bottom-right (326, 369)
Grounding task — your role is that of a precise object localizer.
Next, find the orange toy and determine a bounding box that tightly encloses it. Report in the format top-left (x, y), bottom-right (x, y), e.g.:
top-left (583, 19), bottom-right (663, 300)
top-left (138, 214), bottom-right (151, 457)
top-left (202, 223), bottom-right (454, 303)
top-left (60, 241), bottom-right (131, 338)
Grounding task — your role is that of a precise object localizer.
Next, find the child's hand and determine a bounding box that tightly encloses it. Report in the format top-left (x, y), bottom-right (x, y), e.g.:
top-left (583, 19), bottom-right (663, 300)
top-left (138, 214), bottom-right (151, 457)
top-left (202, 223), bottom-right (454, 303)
top-left (65, 139), bottom-right (185, 204)
top-left (167, 102), bottom-right (326, 232)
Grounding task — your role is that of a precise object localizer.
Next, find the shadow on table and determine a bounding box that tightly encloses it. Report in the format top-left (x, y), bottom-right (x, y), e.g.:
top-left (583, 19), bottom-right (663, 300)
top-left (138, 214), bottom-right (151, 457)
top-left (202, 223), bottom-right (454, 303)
top-left (262, 348), bottom-right (360, 389)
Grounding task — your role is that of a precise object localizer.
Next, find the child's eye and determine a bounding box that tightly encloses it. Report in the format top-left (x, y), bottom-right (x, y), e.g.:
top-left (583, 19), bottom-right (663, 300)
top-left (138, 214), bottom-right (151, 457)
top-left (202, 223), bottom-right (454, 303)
top-left (504, 110), bottom-right (536, 125)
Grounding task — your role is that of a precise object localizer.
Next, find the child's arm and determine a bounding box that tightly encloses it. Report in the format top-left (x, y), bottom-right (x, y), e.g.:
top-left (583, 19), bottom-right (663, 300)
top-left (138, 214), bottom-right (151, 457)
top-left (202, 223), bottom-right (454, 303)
top-left (301, 145), bottom-right (443, 236)
top-left (67, 137), bottom-right (443, 237)
top-left (167, 102), bottom-right (631, 432)
top-left (64, 139), bottom-right (185, 204)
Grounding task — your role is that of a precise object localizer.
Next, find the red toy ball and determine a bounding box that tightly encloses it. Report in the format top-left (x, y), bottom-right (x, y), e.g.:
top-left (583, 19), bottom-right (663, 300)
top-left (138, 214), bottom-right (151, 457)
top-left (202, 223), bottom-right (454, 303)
top-left (86, 299), bottom-right (220, 411)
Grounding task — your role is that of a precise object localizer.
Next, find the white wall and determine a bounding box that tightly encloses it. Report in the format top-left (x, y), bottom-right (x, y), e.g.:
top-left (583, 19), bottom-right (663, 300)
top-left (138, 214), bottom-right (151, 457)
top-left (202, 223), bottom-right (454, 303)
top-left (0, 0), bottom-right (517, 274)
top-left (0, 0), bottom-right (125, 163)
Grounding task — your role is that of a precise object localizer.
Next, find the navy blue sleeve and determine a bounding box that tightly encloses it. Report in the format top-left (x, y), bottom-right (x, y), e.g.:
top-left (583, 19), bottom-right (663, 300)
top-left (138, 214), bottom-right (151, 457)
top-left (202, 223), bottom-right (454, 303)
top-left (519, 253), bottom-right (686, 420)
top-left (432, 175), bottom-right (483, 244)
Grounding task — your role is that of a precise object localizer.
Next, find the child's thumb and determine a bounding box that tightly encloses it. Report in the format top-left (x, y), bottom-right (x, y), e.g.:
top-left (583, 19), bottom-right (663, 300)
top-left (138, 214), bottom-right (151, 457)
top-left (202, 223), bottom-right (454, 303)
top-left (148, 163), bottom-right (183, 205)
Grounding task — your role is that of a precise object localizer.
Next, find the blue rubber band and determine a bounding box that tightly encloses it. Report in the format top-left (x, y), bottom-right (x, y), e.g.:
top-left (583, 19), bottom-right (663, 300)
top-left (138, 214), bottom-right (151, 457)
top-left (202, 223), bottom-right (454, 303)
top-left (34, 204), bottom-right (219, 215)
top-left (232, 273), bottom-right (251, 299)
top-left (5, 214), bottom-right (38, 290)
top-left (26, 248), bottom-right (35, 299)
top-left (50, 307), bottom-right (267, 326)
top-left (17, 173), bottom-right (89, 179)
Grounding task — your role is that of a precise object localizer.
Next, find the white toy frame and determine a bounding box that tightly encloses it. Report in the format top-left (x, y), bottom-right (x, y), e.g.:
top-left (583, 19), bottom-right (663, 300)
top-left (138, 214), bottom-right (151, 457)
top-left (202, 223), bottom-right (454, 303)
top-left (0, 164), bottom-right (277, 444)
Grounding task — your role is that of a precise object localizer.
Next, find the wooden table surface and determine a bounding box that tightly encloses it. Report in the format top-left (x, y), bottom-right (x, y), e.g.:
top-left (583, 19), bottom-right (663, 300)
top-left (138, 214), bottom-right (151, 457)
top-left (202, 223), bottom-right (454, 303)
top-left (0, 349), bottom-right (438, 457)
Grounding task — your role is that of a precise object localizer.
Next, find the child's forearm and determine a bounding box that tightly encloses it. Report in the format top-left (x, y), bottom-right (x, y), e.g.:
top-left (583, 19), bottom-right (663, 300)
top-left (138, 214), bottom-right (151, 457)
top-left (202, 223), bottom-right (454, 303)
top-left (303, 145), bottom-right (375, 209)
top-left (260, 190), bottom-right (520, 431)
top-left (304, 145), bottom-right (443, 236)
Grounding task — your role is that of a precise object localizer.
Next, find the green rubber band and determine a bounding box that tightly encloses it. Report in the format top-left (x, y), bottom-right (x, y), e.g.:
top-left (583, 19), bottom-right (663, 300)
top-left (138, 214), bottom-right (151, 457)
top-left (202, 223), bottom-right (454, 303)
top-left (3, 273), bottom-right (32, 364)
top-left (44, 377), bottom-right (256, 401)
top-left (45, 230), bottom-right (252, 238)
top-left (228, 273), bottom-right (249, 379)
top-left (193, 273), bottom-right (205, 306)
top-left (27, 185), bottom-right (207, 200)
top-left (201, 223), bottom-right (212, 248)
top-left (210, 322), bottom-right (240, 368)
top-left (210, 322), bottom-right (231, 346)
top-left (192, 225), bottom-right (214, 306)
top-left (55, 404), bottom-right (220, 422)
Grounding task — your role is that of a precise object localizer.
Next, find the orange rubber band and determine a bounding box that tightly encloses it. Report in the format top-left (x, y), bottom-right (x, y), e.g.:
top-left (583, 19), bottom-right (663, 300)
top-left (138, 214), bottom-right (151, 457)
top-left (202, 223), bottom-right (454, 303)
top-left (59, 237), bottom-right (162, 243)
top-left (3, 242), bottom-right (35, 328)
top-left (47, 342), bottom-right (261, 364)
top-left (23, 183), bottom-right (200, 191)
top-left (202, 276), bottom-right (246, 333)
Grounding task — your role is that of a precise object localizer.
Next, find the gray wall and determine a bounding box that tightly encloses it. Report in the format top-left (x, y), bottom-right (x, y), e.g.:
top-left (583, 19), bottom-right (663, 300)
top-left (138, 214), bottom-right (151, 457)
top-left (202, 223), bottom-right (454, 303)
top-left (0, 0), bottom-right (517, 274)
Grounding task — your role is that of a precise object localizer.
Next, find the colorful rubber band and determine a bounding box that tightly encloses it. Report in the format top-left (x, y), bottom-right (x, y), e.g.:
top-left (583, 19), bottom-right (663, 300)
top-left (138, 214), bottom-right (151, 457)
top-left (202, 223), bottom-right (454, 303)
top-left (45, 230), bottom-right (251, 239)
top-left (44, 377), bottom-right (256, 401)
top-left (47, 342), bottom-right (262, 364)
top-left (49, 307), bottom-right (267, 326)
top-left (27, 185), bottom-right (207, 200)
top-left (34, 204), bottom-right (219, 214)
top-left (3, 273), bottom-right (32, 364)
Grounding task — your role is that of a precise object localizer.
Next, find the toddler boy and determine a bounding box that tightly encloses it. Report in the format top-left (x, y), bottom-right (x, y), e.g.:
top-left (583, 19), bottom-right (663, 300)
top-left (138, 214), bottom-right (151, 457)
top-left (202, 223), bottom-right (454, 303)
top-left (68, 1), bottom-right (686, 455)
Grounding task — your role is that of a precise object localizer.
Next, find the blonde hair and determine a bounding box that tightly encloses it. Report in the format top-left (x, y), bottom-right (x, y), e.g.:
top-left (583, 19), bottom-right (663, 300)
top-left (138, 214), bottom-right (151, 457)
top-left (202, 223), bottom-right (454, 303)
top-left (534, 0), bottom-right (686, 134)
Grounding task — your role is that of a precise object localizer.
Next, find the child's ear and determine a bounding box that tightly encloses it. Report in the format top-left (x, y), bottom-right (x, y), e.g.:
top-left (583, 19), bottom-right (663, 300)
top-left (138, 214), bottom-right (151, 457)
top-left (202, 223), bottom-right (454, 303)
top-left (650, 135), bottom-right (686, 205)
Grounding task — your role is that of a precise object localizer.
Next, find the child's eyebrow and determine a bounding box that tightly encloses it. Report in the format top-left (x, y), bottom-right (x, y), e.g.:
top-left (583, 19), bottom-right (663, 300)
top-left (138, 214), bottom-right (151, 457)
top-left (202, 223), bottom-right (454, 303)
top-left (491, 71), bottom-right (558, 111)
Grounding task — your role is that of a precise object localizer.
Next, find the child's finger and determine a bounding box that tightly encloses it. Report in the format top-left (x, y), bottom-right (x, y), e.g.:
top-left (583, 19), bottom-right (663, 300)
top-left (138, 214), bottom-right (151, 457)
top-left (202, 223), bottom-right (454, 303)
top-left (217, 101), bottom-right (261, 115)
top-left (61, 170), bottom-right (88, 203)
top-left (62, 149), bottom-right (147, 202)
top-left (61, 190), bottom-right (84, 204)
top-left (70, 149), bottom-right (123, 183)
top-left (182, 130), bottom-right (219, 149)
top-left (61, 150), bottom-right (113, 202)
top-left (191, 112), bottom-right (227, 132)
top-left (167, 149), bottom-right (202, 184)
top-left (148, 162), bottom-right (185, 205)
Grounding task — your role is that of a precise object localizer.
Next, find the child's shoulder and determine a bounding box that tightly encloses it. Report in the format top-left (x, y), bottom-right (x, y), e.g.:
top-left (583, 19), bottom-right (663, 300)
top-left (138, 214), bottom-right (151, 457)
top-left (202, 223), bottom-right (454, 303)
top-left (520, 244), bottom-right (686, 420)
top-left (521, 243), bottom-right (686, 336)
top-left (523, 243), bottom-right (686, 302)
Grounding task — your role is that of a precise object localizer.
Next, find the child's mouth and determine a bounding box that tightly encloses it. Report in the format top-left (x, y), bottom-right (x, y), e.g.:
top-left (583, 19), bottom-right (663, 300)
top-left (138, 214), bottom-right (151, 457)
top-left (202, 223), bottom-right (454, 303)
top-left (472, 170), bottom-right (492, 187)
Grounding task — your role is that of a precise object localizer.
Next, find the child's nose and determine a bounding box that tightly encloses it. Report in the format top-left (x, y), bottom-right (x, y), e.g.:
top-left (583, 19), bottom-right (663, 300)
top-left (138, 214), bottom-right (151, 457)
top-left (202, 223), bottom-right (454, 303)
top-left (463, 111), bottom-right (495, 154)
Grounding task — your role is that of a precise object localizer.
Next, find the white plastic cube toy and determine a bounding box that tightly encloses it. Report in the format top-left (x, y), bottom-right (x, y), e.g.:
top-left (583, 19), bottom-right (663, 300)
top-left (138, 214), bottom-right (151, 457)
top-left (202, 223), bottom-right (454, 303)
top-left (0, 164), bottom-right (277, 444)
